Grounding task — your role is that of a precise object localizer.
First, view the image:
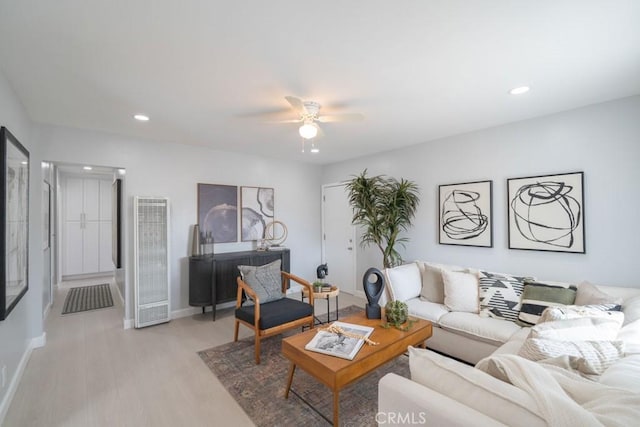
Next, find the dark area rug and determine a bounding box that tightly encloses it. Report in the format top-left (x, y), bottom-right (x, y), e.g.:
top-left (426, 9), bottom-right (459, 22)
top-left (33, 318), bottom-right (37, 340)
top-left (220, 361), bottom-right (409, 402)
top-left (62, 283), bottom-right (114, 314)
top-left (198, 305), bottom-right (410, 426)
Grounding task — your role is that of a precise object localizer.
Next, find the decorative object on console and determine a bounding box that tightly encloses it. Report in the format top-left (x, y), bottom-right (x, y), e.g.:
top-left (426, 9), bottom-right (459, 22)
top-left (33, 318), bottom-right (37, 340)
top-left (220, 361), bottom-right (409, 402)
top-left (241, 186), bottom-right (274, 241)
top-left (508, 171), bottom-right (585, 253)
top-left (197, 183), bottom-right (238, 243)
top-left (346, 169), bottom-right (420, 268)
top-left (363, 267), bottom-right (384, 319)
top-left (263, 220), bottom-right (288, 248)
top-left (439, 180), bottom-right (492, 247)
top-left (191, 224), bottom-right (201, 256)
top-left (1, 126), bottom-right (29, 321)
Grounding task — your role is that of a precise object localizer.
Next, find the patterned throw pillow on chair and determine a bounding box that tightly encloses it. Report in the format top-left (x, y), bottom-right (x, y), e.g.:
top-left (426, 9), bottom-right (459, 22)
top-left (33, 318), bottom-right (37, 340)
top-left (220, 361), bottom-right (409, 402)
top-left (238, 259), bottom-right (283, 304)
top-left (478, 271), bottom-right (531, 322)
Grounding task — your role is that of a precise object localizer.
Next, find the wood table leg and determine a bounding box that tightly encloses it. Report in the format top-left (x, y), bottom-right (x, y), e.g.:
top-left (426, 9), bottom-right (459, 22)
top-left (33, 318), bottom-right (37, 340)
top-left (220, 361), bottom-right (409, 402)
top-left (333, 389), bottom-right (339, 426)
top-left (284, 363), bottom-right (296, 399)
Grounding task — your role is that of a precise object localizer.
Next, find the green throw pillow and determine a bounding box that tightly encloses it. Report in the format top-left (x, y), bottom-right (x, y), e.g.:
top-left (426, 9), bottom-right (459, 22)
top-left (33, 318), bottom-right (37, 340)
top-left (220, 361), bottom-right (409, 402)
top-left (517, 281), bottom-right (577, 326)
top-left (238, 259), bottom-right (283, 304)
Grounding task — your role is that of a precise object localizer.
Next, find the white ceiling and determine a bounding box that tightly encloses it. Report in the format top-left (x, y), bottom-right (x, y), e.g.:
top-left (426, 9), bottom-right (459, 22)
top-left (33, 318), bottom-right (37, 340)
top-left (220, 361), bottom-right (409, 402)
top-left (1, 1), bottom-right (639, 165)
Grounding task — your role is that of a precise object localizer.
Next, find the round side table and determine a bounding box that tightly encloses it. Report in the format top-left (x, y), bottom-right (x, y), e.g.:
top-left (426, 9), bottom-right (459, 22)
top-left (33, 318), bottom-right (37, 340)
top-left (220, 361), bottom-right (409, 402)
top-left (302, 285), bottom-right (340, 324)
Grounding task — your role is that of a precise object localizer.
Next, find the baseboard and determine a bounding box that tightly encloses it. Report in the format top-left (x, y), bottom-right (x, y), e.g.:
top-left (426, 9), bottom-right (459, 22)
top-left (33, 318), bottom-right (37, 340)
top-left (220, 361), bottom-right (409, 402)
top-left (123, 318), bottom-right (134, 330)
top-left (0, 333), bottom-right (47, 425)
top-left (170, 301), bottom-right (236, 320)
top-left (352, 289), bottom-right (366, 300)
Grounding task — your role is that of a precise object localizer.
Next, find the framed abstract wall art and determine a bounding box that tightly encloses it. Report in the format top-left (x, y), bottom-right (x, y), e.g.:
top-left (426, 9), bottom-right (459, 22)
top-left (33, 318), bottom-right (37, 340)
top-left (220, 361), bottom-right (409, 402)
top-left (241, 186), bottom-right (274, 241)
top-left (1, 127), bottom-right (30, 321)
top-left (439, 180), bottom-right (492, 247)
top-left (197, 184), bottom-right (238, 243)
top-left (507, 171), bottom-right (585, 253)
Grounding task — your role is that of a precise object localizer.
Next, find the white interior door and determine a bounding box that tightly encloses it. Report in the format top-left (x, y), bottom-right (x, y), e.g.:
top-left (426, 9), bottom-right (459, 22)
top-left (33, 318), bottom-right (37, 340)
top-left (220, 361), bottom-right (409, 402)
top-left (322, 183), bottom-right (356, 295)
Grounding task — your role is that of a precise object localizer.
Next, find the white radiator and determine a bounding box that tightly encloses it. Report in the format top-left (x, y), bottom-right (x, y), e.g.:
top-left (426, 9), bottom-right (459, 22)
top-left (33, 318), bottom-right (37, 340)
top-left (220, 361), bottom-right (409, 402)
top-left (133, 197), bottom-right (170, 328)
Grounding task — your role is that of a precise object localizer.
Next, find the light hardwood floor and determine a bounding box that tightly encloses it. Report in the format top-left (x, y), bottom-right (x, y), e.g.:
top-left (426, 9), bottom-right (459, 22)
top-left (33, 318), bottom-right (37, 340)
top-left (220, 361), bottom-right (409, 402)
top-left (4, 277), bottom-right (365, 426)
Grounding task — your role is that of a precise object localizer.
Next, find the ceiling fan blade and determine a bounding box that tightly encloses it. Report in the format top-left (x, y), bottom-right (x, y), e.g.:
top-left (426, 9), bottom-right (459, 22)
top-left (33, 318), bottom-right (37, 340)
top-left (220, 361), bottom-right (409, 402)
top-left (285, 96), bottom-right (305, 113)
top-left (316, 113), bottom-right (364, 123)
top-left (263, 119), bottom-right (302, 124)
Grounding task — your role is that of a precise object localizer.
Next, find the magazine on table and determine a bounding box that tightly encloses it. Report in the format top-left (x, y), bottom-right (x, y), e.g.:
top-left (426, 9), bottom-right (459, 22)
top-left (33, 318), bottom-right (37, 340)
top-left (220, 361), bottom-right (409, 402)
top-left (305, 321), bottom-right (375, 360)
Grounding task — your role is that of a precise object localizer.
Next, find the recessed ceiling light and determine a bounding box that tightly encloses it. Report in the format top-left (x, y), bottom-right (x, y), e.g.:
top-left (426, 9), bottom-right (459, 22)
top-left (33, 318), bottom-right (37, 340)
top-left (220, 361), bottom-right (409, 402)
top-left (509, 86), bottom-right (530, 95)
top-left (310, 148), bottom-right (320, 153)
top-left (83, 166), bottom-right (93, 171)
top-left (21, 161), bottom-right (28, 165)
top-left (134, 114), bottom-right (150, 121)
top-left (118, 168), bottom-right (126, 175)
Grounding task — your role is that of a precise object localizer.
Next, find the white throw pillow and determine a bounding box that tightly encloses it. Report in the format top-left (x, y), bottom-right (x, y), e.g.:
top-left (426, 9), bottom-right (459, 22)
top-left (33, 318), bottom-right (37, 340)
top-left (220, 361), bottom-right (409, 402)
top-left (531, 317), bottom-right (622, 341)
top-left (384, 262), bottom-right (422, 302)
top-left (442, 269), bottom-right (479, 313)
top-left (575, 281), bottom-right (622, 306)
top-left (617, 319), bottom-right (640, 355)
top-left (518, 338), bottom-right (625, 375)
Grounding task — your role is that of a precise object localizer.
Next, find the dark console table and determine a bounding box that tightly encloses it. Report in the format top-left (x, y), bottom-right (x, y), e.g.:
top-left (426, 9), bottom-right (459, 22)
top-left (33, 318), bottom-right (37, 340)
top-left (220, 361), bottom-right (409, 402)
top-left (189, 249), bottom-right (290, 321)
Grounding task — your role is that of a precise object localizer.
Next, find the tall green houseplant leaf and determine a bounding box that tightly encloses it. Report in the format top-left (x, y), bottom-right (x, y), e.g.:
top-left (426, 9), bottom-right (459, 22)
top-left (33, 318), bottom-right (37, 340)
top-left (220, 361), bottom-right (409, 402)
top-left (346, 170), bottom-right (420, 268)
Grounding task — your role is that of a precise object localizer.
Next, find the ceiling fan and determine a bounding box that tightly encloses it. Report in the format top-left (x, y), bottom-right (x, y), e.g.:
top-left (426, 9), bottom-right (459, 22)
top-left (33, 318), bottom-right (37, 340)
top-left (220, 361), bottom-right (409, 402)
top-left (269, 96), bottom-right (364, 139)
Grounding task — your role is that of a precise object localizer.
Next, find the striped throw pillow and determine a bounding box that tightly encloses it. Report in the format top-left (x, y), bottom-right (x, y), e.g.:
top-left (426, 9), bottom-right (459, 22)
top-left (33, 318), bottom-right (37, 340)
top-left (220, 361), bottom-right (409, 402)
top-left (517, 281), bottom-right (577, 326)
top-left (518, 338), bottom-right (624, 375)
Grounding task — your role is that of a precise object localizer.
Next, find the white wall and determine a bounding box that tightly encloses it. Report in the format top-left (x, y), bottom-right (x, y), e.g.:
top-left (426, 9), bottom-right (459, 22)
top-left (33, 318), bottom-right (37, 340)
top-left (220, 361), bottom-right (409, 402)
top-left (0, 70), bottom-right (44, 421)
top-left (323, 96), bottom-right (640, 289)
top-left (35, 124), bottom-right (324, 320)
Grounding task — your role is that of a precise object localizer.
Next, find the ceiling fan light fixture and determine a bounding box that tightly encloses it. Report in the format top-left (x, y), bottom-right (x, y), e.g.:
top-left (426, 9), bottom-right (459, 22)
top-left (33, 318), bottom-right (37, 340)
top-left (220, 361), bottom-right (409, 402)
top-left (299, 122), bottom-right (318, 139)
top-left (509, 86), bottom-right (530, 95)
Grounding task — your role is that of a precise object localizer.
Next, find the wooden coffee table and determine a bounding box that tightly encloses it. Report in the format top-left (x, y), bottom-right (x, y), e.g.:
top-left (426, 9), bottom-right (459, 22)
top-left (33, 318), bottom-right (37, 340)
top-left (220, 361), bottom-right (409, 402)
top-left (282, 310), bottom-right (433, 426)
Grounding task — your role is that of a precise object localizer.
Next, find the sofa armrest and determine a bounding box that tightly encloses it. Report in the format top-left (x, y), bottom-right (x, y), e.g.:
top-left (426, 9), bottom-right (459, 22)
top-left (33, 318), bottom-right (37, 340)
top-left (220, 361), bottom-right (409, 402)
top-left (378, 373), bottom-right (507, 427)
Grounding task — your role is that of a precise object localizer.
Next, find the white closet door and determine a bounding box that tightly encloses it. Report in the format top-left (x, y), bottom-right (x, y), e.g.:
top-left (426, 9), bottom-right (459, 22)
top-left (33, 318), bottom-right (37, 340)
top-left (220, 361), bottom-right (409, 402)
top-left (99, 180), bottom-right (112, 221)
top-left (83, 221), bottom-right (100, 273)
top-left (83, 179), bottom-right (100, 221)
top-left (64, 221), bottom-right (84, 275)
top-left (65, 178), bottom-right (84, 221)
top-left (99, 221), bottom-right (113, 272)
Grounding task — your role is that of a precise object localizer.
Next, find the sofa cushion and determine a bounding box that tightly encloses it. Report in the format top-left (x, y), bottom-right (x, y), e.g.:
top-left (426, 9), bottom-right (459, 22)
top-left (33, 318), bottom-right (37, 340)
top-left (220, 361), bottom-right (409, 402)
top-left (491, 327), bottom-right (531, 356)
top-left (575, 281), bottom-right (623, 306)
top-left (405, 298), bottom-right (449, 323)
top-left (384, 262), bottom-right (422, 302)
top-left (478, 271), bottom-right (529, 322)
top-left (409, 347), bottom-right (545, 427)
top-left (443, 270), bottom-right (479, 313)
top-left (238, 259), bottom-right (283, 304)
top-left (517, 281), bottom-right (577, 326)
top-left (439, 312), bottom-right (521, 346)
top-left (599, 355), bottom-right (640, 393)
top-left (518, 338), bottom-right (625, 375)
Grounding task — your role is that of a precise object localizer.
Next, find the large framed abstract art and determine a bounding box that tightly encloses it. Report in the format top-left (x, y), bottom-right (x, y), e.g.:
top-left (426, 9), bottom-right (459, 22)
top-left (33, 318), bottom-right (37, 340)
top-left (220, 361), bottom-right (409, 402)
top-left (197, 184), bottom-right (238, 243)
top-left (507, 171), bottom-right (585, 253)
top-left (439, 180), bottom-right (493, 247)
top-left (1, 127), bottom-right (30, 321)
top-left (240, 186), bottom-right (274, 241)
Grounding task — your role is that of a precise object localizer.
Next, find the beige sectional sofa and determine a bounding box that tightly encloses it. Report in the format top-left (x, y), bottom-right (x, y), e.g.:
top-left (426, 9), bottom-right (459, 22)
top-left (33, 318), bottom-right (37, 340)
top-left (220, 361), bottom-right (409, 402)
top-left (377, 261), bottom-right (640, 426)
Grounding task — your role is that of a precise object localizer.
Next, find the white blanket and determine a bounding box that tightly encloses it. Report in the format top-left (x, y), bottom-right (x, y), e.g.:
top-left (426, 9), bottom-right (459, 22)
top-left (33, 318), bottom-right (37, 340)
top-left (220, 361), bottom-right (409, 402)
top-left (480, 354), bottom-right (640, 427)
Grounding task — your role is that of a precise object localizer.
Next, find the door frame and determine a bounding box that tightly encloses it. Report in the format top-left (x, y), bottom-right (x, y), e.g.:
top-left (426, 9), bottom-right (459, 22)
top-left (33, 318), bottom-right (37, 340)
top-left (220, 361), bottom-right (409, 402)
top-left (321, 182), bottom-right (358, 296)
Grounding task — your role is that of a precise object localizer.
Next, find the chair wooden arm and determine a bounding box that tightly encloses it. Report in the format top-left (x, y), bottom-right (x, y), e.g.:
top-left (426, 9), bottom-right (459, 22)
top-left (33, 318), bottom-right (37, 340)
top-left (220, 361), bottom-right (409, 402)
top-left (281, 271), bottom-right (314, 306)
top-left (236, 276), bottom-right (260, 307)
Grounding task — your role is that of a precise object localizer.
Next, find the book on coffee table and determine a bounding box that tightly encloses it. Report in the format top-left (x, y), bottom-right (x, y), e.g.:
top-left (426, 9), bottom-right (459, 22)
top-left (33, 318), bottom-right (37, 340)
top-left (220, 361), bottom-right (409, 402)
top-left (304, 321), bottom-right (375, 360)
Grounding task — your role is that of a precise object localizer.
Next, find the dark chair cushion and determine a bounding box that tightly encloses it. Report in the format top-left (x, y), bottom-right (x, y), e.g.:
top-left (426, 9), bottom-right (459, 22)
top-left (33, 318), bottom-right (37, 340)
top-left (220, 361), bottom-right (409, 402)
top-left (235, 298), bottom-right (313, 330)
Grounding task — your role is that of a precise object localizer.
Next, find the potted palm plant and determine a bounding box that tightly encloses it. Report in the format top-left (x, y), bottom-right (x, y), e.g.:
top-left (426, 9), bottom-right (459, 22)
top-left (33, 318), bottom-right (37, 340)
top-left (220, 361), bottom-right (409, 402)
top-left (346, 170), bottom-right (420, 268)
